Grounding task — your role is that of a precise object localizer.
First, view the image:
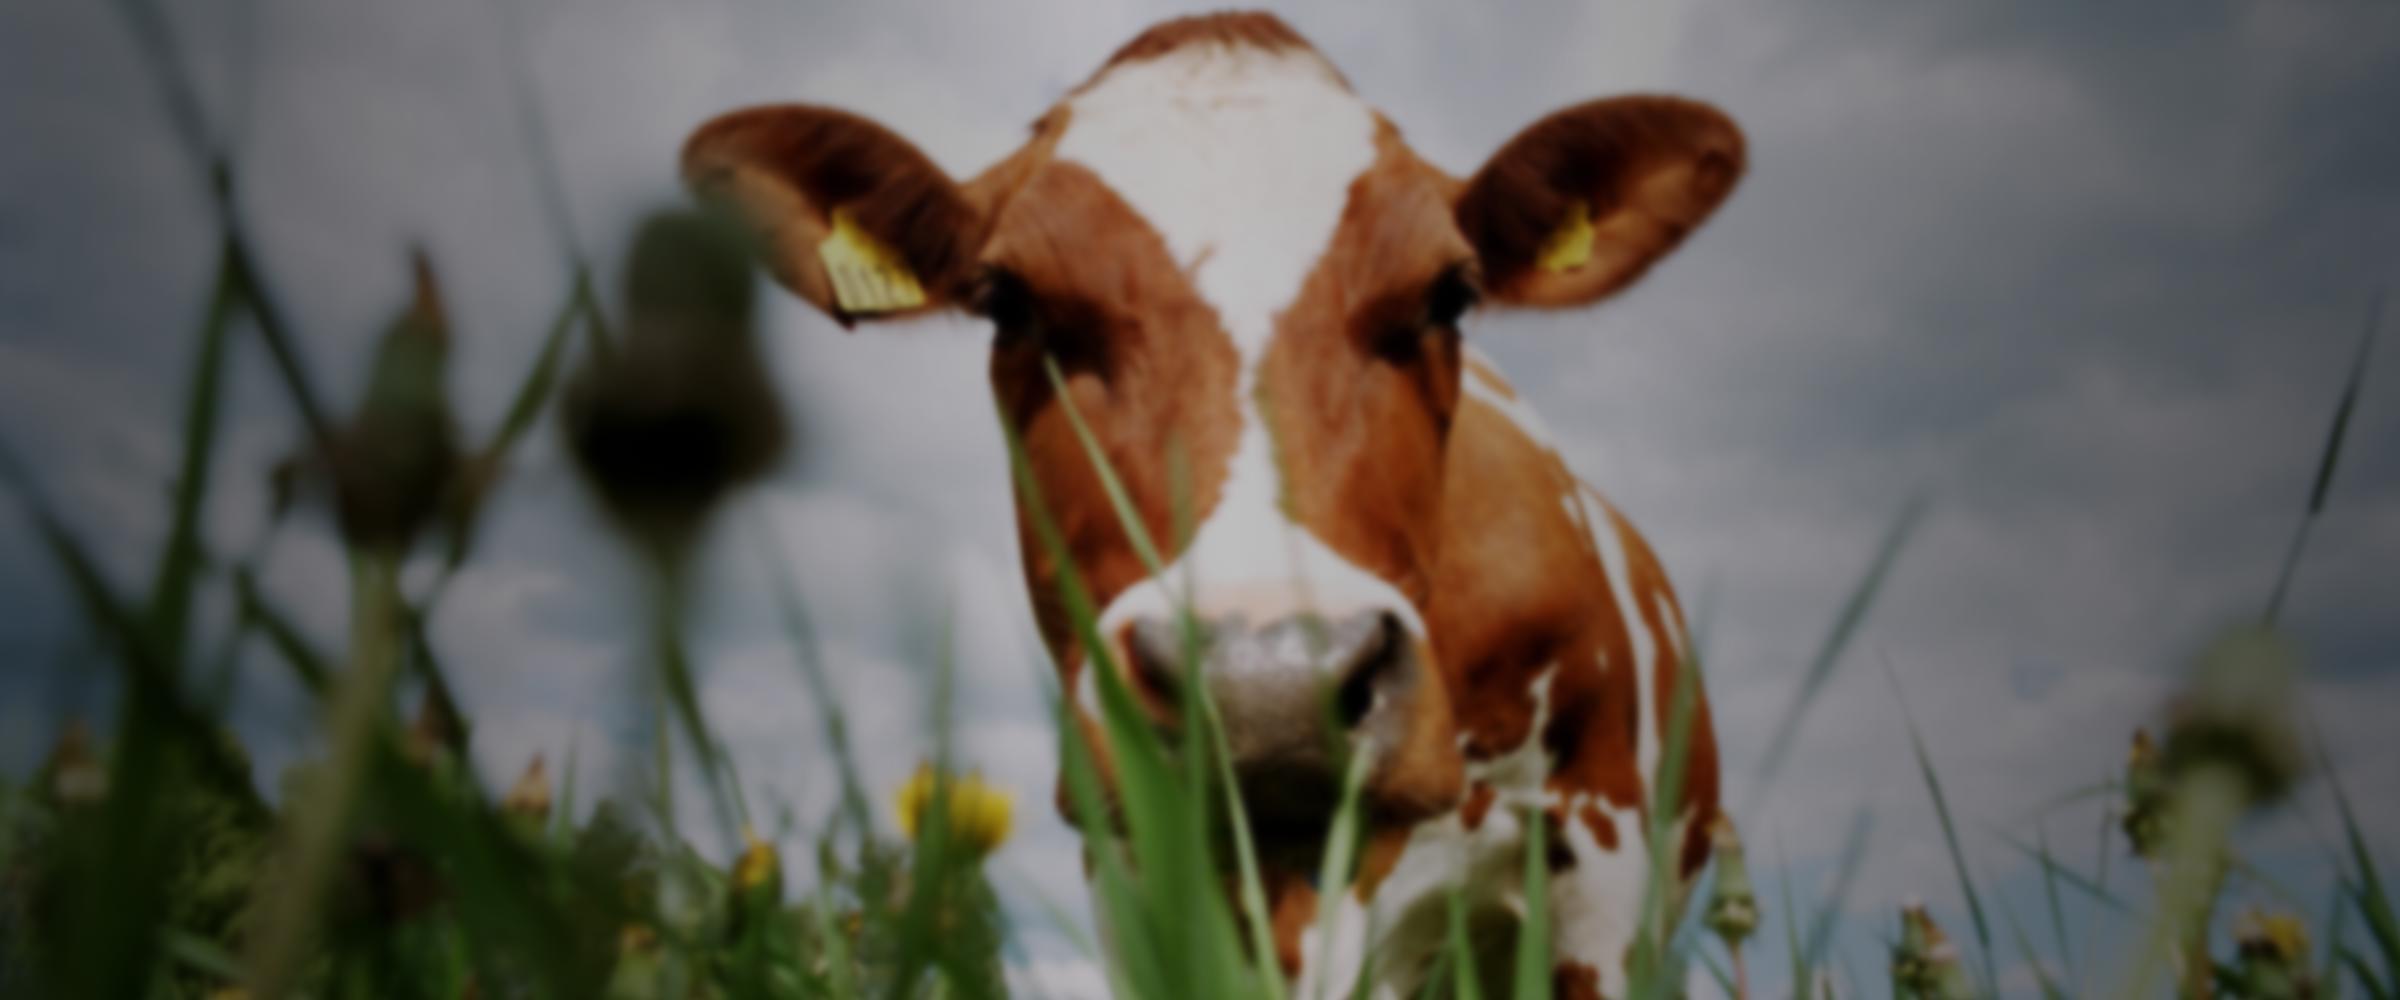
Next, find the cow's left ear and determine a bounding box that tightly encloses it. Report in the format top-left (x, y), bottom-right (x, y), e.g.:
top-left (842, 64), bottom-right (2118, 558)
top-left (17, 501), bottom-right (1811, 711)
top-left (682, 104), bottom-right (984, 327)
top-left (1455, 96), bottom-right (1744, 309)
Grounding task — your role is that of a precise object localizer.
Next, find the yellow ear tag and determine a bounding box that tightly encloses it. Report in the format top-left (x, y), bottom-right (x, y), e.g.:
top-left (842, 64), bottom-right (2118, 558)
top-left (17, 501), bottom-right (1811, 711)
top-left (1535, 199), bottom-right (1597, 273)
top-left (817, 207), bottom-right (928, 314)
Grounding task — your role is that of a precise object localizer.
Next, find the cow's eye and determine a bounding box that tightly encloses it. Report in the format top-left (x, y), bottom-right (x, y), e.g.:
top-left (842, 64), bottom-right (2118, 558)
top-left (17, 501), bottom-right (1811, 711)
top-left (972, 267), bottom-right (1038, 337)
top-left (1425, 266), bottom-right (1480, 330)
top-left (1376, 267), bottom-right (1479, 363)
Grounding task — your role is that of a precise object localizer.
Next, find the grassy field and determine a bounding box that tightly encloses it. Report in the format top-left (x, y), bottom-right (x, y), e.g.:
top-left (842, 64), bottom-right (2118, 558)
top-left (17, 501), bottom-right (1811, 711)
top-left (1, 3), bottom-right (2394, 998)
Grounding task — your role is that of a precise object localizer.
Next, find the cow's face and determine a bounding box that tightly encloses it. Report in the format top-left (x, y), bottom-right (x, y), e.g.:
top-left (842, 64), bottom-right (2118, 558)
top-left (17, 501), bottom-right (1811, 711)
top-left (684, 8), bottom-right (1740, 962)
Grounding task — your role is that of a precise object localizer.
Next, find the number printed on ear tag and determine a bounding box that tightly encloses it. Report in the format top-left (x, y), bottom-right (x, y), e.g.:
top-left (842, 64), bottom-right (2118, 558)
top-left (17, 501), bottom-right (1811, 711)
top-left (818, 207), bottom-right (928, 314)
top-left (1535, 199), bottom-right (1597, 273)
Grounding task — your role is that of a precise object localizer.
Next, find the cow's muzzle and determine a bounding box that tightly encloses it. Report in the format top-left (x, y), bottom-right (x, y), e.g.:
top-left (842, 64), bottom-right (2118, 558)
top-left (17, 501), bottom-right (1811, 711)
top-left (1120, 609), bottom-right (1455, 834)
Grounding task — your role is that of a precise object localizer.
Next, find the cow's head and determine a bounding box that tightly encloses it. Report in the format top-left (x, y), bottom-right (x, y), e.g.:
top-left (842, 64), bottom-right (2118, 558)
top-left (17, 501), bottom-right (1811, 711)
top-left (685, 8), bottom-right (1740, 961)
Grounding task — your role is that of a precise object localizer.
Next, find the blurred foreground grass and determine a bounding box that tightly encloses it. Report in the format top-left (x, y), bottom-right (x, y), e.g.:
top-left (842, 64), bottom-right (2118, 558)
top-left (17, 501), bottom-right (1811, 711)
top-left (1, 3), bottom-right (2394, 997)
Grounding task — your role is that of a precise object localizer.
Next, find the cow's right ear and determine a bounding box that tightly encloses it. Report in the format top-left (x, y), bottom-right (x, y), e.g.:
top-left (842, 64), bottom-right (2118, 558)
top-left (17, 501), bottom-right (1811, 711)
top-left (682, 105), bottom-right (983, 327)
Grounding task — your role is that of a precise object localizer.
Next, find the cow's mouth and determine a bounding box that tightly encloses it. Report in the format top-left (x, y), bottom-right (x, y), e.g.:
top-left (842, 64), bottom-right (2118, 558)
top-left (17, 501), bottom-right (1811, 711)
top-left (1066, 610), bottom-right (1465, 904)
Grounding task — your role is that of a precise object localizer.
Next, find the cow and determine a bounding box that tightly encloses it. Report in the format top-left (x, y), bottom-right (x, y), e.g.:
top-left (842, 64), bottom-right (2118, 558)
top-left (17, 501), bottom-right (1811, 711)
top-left (683, 12), bottom-right (1742, 997)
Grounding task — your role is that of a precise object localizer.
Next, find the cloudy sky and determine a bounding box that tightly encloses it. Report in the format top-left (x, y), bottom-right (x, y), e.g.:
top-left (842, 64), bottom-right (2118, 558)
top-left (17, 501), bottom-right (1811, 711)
top-left (4, 0), bottom-right (2397, 995)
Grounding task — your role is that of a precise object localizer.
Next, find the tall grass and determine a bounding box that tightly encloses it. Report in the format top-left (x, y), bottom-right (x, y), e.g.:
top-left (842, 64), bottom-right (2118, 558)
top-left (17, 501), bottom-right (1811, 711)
top-left (1, 3), bottom-right (2390, 998)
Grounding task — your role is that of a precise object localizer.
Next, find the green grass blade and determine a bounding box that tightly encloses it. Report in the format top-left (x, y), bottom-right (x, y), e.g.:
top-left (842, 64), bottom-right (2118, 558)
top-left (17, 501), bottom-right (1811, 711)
top-left (1041, 363), bottom-right (1288, 998)
top-left (1992, 829), bottom-right (2135, 915)
top-left (438, 278), bottom-right (588, 575)
top-left (1307, 747), bottom-right (1375, 998)
top-left (1694, 943), bottom-right (1737, 998)
top-left (756, 525), bottom-right (876, 838)
top-left (1446, 886), bottom-right (1488, 1000)
top-left (1887, 655), bottom-right (1999, 997)
top-left (2010, 780), bottom-right (2120, 825)
top-left (1999, 900), bottom-right (2070, 1000)
top-left (489, 0), bottom-right (591, 267)
top-left (145, 240), bottom-right (240, 656)
top-left (813, 879), bottom-right (862, 997)
top-left (1631, 643), bottom-right (1703, 1000)
top-left (244, 550), bottom-right (407, 999)
top-left (227, 234), bottom-right (340, 453)
top-left (2341, 946), bottom-right (2393, 1000)
top-left (1745, 496), bottom-right (1924, 812)
top-left (1042, 358), bottom-right (1172, 584)
top-left (555, 725), bottom-right (580, 842)
top-left (648, 579), bottom-right (744, 848)
top-left (1003, 413), bottom-right (1250, 996)
top-left (1513, 801), bottom-right (1552, 1000)
top-left (234, 566), bottom-right (333, 697)
top-left (490, 269), bottom-right (586, 455)
top-left (2035, 824), bottom-right (2074, 981)
top-left (1801, 811), bottom-right (1874, 976)
top-left (164, 926), bottom-right (245, 983)
top-left (2266, 290), bottom-right (2382, 625)
top-left (2323, 875), bottom-right (2352, 996)
top-left (2, 447), bottom-right (264, 997)
top-left (2324, 740), bottom-right (2399, 979)
top-left (1778, 848), bottom-right (1805, 994)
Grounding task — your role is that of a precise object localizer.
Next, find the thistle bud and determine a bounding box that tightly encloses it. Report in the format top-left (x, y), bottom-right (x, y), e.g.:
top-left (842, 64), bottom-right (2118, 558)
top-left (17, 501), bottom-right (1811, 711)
top-left (405, 687), bottom-right (466, 769)
top-left (1702, 815), bottom-right (1757, 948)
top-left (42, 719), bottom-right (107, 808)
top-left (2162, 626), bottom-right (2303, 804)
top-left (331, 249), bottom-right (461, 552)
top-left (2122, 727), bottom-right (2170, 859)
top-left (561, 209), bottom-right (789, 568)
top-left (1892, 902), bottom-right (1975, 1000)
top-left (501, 753), bottom-right (551, 827)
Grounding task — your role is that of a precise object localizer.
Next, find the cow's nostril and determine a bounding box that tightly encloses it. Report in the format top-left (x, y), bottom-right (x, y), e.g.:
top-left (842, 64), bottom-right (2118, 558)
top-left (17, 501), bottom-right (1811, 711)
top-left (1331, 612), bottom-right (1404, 731)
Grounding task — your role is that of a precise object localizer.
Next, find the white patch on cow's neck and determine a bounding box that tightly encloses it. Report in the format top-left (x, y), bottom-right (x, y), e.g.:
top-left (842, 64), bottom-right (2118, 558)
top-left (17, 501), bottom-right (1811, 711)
top-left (1296, 892), bottom-right (1377, 999)
top-left (1553, 791), bottom-right (1650, 999)
top-left (1582, 491), bottom-right (1664, 788)
top-left (1059, 46), bottom-right (1418, 643)
top-left (1349, 665), bottom-right (1562, 993)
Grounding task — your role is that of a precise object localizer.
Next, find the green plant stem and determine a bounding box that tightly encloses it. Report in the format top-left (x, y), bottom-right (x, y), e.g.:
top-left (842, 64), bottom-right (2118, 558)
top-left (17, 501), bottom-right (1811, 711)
top-left (2121, 763), bottom-right (2244, 999)
top-left (245, 547), bottom-right (404, 998)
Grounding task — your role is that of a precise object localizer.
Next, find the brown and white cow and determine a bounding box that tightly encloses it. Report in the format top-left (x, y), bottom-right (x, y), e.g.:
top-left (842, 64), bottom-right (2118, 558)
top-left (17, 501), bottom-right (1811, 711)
top-left (684, 12), bottom-right (1741, 997)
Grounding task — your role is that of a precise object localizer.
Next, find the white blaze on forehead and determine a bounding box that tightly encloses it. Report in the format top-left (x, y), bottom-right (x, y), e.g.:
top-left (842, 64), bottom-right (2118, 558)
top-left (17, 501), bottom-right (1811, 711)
top-left (1058, 46), bottom-right (1420, 640)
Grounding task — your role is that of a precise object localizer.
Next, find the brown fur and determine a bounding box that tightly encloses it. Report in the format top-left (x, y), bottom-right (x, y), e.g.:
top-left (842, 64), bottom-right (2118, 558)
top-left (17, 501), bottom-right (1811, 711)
top-left (1456, 96), bottom-right (1745, 306)
top-left (682, 105), bottom-right (984, 321)
top-left (1092, 10), bottom-right (1326, 81)
top-left (682, 7), bottom-right (1747, 979)
top-left (983, 161), bottom-right (1244, 676)
top-left (1555, 960), bottom-right (1606, 1000)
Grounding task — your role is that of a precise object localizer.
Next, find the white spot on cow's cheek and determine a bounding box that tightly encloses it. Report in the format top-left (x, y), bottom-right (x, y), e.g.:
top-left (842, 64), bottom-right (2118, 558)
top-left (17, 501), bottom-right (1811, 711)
top-left (1062, 46), bottom-right (1414, 641)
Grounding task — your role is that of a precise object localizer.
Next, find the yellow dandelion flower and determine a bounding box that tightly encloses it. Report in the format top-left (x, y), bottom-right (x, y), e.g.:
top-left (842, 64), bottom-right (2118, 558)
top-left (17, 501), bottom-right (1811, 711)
top-left (2261, 912), bottom-right (2309, 961)
top-left (733, 825), bottom-right (782, 895)
top-left (894, 763), bottom-right (1014, 857)
top-left (2236, 908), bottom-right (2310, 962)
